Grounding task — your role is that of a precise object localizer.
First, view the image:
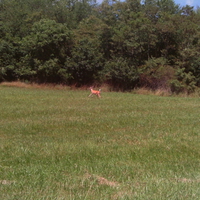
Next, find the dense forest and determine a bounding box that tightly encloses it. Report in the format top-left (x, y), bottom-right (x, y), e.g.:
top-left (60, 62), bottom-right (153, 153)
top-left (1, 0), bottom-right (200, 92)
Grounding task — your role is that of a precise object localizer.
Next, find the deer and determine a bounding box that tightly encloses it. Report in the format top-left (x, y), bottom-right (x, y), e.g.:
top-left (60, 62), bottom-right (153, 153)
top-left (88, 87), bottom-right (101, 98)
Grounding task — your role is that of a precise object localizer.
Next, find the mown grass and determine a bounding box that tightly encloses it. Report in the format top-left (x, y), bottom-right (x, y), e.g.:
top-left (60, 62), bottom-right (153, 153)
top-left (0, 84), bottom-right (200, 199)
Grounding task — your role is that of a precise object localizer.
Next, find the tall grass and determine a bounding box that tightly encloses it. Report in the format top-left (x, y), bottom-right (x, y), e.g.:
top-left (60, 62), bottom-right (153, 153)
top-left (0, 84), bottom-right (200, 199)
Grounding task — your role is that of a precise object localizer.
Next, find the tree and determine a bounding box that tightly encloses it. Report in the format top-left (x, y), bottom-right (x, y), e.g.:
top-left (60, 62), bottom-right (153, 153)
top-left (19, 19), bottom-right (73, 82)
top-left (139, 57), bottom-right (175, 90)
top-left (65, 16), bottom-right (106, 85)
top-left (0, 0), bottom-right (200, 92)
top-left (105, 56), bottom-right (139, 91)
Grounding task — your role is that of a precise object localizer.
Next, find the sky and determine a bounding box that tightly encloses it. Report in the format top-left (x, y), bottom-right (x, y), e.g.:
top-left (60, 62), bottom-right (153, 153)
top-left (175, 0), bottom-right (200, 8)
top-left (97, 0), bottom-right (200, 8)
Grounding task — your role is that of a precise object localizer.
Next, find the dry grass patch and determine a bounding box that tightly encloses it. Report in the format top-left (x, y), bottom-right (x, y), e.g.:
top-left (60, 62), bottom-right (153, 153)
top-left (0, 81), bottom-right (70, 90)
top-left (96, 176), bottom-right (119, 187)
top-left (134, 87), bottom-right (172, 96)
top-left (175, 178), bottom-right (200, 183)
top-left (84, 173), bottom-right (120, 187)
top-left (0, 180), bottom-right (16, 185)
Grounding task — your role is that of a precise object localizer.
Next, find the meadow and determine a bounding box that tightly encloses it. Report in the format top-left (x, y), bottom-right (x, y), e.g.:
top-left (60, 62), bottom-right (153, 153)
top-left (0, 84), bottom-right (200, 199)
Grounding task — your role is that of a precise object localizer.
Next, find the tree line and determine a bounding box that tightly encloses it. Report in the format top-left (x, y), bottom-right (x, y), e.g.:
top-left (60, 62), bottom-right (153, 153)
top-left (1, 0), bottom-right (200, 92)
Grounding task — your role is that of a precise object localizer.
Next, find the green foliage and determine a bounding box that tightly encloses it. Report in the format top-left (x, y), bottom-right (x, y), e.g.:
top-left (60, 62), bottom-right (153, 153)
top-left (21, 19), bottom-right (72, 61)
top-left (139, 57), bottom-right (175, 90)
top-left (18, 19), bottom-right (73, 82)
top-left (112, 11), bottom-right (154, 61)
top-left (105, 57), bottom-right (139, 90)
top-left (170, 68), bottom-right (197, 94)
top-left (0, 38), bottom-right (19, 81)
top-left (66, 38), bottom-right (104, 85)
top-left (34, 58), bottom-right (69, 83)
top-left (1, 0), bottom-right (200, 92)
top-left (65, 16), bottom-right (106, 85)
top-left (0, 40), bottom-right (14, 80)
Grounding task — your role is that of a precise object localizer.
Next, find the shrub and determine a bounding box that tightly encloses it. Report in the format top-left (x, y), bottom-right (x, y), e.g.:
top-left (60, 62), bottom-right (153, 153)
top-left (170, 68), bottom-right (197, 94)
top-left (139, 57), bottom-right (175, 90)
top-left (105, 57), bottom-right (139, 91)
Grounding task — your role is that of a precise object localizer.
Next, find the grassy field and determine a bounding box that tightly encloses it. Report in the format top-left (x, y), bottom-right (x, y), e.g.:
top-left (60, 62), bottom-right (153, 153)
top-left (0, 84), bottom-right (200, 199)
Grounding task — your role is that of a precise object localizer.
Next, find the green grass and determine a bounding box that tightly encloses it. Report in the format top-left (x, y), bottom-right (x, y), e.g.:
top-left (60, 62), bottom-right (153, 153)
top-left (0, 85), bottom-right (200, 199)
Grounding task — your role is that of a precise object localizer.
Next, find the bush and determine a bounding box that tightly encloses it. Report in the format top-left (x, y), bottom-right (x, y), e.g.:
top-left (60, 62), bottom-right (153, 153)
top-left (35, 58), bottom-right (70, 83)
top-left (139, 57), bottom-right (175, 90)
top-left (170, 68), bottom-right (197, 94)
top-left (65, 38), bottom-right (105, 86)
top-left (105, 57), bottom-right (139, 91)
